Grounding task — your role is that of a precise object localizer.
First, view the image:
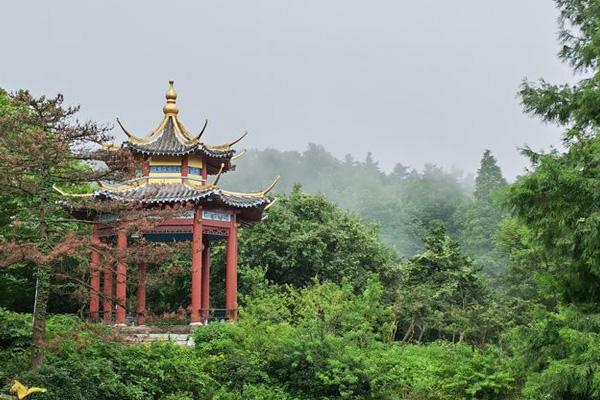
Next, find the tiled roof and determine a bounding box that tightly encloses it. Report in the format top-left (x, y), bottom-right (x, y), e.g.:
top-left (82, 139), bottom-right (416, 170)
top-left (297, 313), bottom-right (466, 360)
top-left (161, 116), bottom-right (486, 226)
top-left (94, 183), bottom-right (270, 209)
top-left (126, 118), bottom-right (193, 155)
top-left (124, 118), bottom-right (236, 159)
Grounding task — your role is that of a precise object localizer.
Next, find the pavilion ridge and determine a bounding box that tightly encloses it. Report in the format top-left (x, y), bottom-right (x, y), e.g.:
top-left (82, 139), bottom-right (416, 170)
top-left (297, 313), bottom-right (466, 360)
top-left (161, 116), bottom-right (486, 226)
top-left (59, 81), bottom-right (279, 326)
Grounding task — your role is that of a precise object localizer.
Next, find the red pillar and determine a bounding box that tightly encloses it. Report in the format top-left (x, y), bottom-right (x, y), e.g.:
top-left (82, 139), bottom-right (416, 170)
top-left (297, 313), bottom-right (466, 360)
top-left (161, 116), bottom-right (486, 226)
top-left (136, 263), bottom-right (147, 326)
top-left (225, 214), bottom-right (238, 320)
top-left (89, 225), bottom-right (101, 322)
top-left (190, 207), bottom-right (203, 324)
top-left (201, 240), bottom-right (211, 320)
top-left (115, 229), bottom-right (128, 325)
top-left (103, 245), bottom-right (113, 323)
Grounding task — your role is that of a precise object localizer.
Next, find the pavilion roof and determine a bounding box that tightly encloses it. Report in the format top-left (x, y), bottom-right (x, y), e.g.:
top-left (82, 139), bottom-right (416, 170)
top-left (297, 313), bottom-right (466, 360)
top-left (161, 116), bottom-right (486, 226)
top-left (55, 175), bottom-right (280, 223)
top-left (93, 181), bottom-right (273, 222)
top-left (117, 81), bottom-right (246, 171)
top-left (94, 182), bottom-right (269, 208)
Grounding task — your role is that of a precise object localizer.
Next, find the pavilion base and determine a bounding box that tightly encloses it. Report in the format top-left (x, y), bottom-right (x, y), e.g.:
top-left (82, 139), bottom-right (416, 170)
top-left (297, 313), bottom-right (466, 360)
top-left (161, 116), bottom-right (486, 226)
top-left (114, 324), bottom-right (196, 346)
top-left (114, 324), bottom-right (193, 334)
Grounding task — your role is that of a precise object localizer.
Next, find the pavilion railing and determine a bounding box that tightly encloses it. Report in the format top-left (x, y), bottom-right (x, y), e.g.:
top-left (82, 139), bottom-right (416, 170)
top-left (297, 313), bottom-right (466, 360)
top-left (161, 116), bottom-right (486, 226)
top-left (201, 308), bottom-right (233, 324)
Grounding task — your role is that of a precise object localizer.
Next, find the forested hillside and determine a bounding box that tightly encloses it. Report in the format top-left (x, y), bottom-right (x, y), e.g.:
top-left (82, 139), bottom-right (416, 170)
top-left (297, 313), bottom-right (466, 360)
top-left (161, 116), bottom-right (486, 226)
top-left (222, 145), bottom-right (506, 277)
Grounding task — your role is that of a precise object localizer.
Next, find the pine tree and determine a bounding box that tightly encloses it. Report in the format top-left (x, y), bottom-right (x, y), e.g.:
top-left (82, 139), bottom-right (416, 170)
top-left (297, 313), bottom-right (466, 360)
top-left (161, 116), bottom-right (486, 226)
top-left (0, 89), bottom-right (176, 366)
top-left (0, 90), bottom-right (130, 366)
top-left (509, 0), bottom-right (600, 305)
top-left (393, 226), bottom-right (495, 344)
top-left (460, 150), bottom-right (507, 279)
top-left (474, 150), bottom-right (507, 202)
top-left (503, 1), bottom-right (600, 397)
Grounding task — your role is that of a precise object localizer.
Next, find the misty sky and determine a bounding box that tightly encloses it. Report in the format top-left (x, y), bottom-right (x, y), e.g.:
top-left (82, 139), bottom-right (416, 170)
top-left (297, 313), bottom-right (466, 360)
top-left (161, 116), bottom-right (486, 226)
top-left (2, 1), bottom-right (574, 179)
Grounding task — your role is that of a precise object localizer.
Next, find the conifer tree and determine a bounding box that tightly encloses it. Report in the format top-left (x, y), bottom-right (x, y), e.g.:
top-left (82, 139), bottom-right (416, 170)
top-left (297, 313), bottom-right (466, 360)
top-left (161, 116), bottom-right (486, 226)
top-left (510, 0), bottom-right (600, 305)
top-left (503, 1), bottom-right (600, 397)
top-left (474, 150), bottom-right (507, 202)
top-left (0, 89), bottom-right (178, 366)
top-left (460, 150), bottom-right (507, 278)
top-left (393, 226), bottom-right (495, 344)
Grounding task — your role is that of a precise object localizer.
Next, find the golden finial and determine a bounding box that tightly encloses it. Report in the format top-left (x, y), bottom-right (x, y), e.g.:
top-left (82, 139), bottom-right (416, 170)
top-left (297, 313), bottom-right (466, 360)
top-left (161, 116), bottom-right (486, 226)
top-left (163, 80), bottom-right (179, 115)
top-left (262, 176), bottom-right (281, 195)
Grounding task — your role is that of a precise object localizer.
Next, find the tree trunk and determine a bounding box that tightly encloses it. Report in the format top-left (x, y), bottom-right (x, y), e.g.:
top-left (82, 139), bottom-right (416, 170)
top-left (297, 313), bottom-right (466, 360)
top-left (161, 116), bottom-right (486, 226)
top-left (417, 323), bottom-right (427, 342)
top-left (403, 317), bottom-right (416, 342)
top-left (31, 263), bottom-right (51, 368)
top-left (388, 320), bottom-right (398, 343)
top-left (31, 202), bottom-right (49, 368)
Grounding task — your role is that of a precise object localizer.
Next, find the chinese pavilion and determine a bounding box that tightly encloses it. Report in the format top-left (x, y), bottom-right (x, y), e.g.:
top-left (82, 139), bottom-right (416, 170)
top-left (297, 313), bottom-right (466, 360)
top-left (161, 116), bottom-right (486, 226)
top-left (67, 81), bottom-right (278, 326)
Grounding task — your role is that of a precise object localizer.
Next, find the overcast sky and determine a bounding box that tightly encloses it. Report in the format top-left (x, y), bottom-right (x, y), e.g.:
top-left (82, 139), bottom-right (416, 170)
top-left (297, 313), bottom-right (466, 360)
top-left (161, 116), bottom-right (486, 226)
top-left (2, 1), bottom-right (574, 179)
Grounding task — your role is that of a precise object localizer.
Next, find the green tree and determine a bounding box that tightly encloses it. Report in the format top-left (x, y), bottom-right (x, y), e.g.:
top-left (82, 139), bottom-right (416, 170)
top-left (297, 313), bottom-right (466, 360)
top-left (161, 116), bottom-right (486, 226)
top-left (502, 1), bottom-right (600, 398)
top-left (237, 185), bottom-right (397, 289)
top-left (459, 150), bottom-right (508, 279)
top-left (495, 217), bottom-right (558, 306)
top-left (474, 150), bottom-right (507, 202)
top-left (393, 226), bottom-right (497, 344)
top-left (0, 89), bottom-right (132, 366)
top-left (507, 306), bottom-right (600, 400)
top-left (509, 0), bottom-right (600, 305)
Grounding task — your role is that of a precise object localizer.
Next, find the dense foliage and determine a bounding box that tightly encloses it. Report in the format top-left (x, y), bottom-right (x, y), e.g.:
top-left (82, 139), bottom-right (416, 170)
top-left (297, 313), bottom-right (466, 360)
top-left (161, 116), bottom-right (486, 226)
top-left (502, 0), bottom-right (600, 397)
top-left (0, 280), bottom-right (516, 400)
top-left (4, 0), bottom-right (600, 398)
top-left (393, 227), bottom-right (503, 345)
top-left (237, 186), bottom-right (396, 289)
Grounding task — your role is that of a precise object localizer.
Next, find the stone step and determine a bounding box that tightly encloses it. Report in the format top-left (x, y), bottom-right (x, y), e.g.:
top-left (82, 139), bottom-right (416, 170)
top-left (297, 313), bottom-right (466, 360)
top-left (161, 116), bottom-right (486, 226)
top-left (114, 325), bottom-right (197, 346)
top-left (121, 333), bottom-right (195, 346)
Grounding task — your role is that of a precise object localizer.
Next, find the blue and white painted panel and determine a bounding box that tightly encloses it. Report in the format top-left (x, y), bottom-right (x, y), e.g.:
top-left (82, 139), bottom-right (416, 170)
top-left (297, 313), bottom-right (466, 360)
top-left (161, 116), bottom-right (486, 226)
top-left (150, 166), bottom-right (181, 173)
top-left (202, 210), bottom-right (232, 222)
top-left (188, 167), bottom-right (201, 176)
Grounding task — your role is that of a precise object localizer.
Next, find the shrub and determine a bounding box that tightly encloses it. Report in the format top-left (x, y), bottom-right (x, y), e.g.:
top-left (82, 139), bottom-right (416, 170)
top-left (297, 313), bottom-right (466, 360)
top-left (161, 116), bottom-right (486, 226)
top-left (0, 307), bottom-right (31, 348)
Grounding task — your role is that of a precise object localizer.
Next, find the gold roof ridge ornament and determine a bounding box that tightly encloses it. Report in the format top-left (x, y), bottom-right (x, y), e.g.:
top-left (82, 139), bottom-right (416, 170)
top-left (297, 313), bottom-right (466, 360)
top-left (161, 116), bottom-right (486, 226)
top-left (212, 163), bottom-right (226, 186)
top-left (221, 175), bottom-right (281, 197)
top-left (101, 142), bottom-right (121, 151)
top-left (163, 80), bottom-right (179, 115)
top-left (231, 149), bottom-right (247, 161)
top-left (229, 131), bottom-right (247, 147)
top-left (96, 180), bottom-right (145, 192)
top-left (264, 198), bottom-right (277, 210)
top-left (116, 117), bottom-right (146, 143)
top-left (262, 175), bottom-right (281, 195)
top-left (192, 119), bottom-right (209, 142)
top-left (116, 81), bottom-right (211, 147)
top-left (206, 131), bottom-right (248, 151)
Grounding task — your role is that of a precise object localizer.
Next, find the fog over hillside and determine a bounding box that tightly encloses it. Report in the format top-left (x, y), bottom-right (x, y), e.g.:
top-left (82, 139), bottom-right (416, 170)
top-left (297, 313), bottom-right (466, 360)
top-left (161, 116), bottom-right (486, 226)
top-left (222, 144), bottom-right (498, 267)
